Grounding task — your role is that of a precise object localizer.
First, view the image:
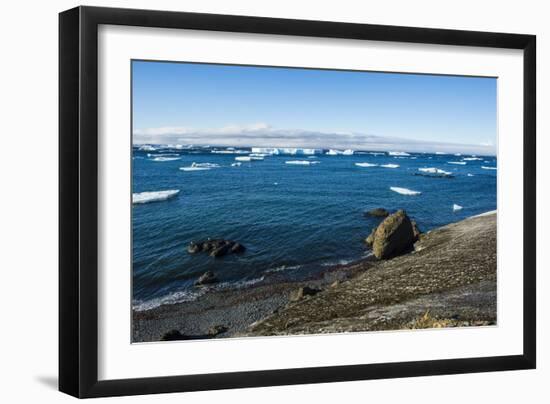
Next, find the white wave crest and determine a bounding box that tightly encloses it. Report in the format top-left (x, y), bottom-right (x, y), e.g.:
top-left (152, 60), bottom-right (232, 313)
top-left (265, 264), bottom-right (303, 273)
top-left (133, 276), bottom-right (266, 311)
top-left (133, 288), bottom-right (206, 311)
top-left (355, 162), bottom-right (378, 167)
top-left (390, 186), bottom-right (421, 195)
top-left (467, 173), bottom-right (474, 177)
top-left (132, 190), bottom-right (180, 204)
top-left (381, 163), bottom-right (399, 168)
top-left (231, 162), bottom-right (242, 167)
top-left (481, 166), bottom-right (497, 170)
top-left (453, 204), bottom-right (463, 211)
top-left (320, 259), bottom-right (353, 267)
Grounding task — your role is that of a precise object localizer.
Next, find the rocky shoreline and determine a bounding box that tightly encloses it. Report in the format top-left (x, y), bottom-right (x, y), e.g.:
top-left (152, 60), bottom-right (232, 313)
top-left (132, 211), bottom-right (496, 342)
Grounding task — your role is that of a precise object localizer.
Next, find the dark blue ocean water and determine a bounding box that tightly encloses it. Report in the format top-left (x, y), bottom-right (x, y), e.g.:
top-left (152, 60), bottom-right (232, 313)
top-left (132, 147), bottom-right (496, 310)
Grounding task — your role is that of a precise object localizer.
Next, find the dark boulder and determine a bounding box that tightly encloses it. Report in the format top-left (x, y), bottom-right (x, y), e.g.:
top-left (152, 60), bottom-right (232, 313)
top-left (289, 286), bottom-right (321, 302)
top-left (187, 242), bottom-right (202, 254)
top-left (160, 329), bottom-right (187, 341)
top-left (195, 271), bottom-right (218, 286)
top-left (411, 220), bottom-right (422, 241)
top-left (365, 208), bottom-right (390, 218)
top-left (371, 210), bottom-right (416, 259)
top-left (365, 227), bottom-right (376, 246)
top-left (208, 325), bottom-right (228, 336)
top-left (230, 242), bottom-right (246, 253)
top-left (210, 243), bottom-right (231, 258)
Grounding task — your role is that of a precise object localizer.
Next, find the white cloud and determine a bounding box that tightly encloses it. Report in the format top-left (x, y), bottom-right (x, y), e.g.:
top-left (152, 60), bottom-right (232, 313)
top-left (133, 123), bottom-right (496, 155)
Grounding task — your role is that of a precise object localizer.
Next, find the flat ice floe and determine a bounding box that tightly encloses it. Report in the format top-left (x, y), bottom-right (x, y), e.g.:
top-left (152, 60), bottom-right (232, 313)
top-left (388, 151), bottom-right (410, 156)
top-left (355, 162), bottom-right (378, 167)
top-left (448, 161), bottom-right (466, 165)
top-left (381, 163), bottom-right (399, 168)
top-left (132, 190), bottom-right (180, 204)
top-left (151, 157), bottom-right (181, 162)
top-left (390, 186), bottom-right (421, 195)
top-left (453, 204), bottom-right (463, 211)
top-left (285, 160), bottom-right (319, 165)
top-left (481, 166), bottom-right (497, 170)
top-left (418, 167), bottom-right (452, 176)
top-left (462, 157), bottom-right (483, 161)
top-left (235, 156), bottom-right (252, 162)
top-left (180, 162), bottom-right (220, 171)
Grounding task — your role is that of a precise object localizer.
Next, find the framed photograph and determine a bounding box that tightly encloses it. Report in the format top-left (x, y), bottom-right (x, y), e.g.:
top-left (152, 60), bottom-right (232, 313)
top-left (59, 6), bottom-right (536, 398)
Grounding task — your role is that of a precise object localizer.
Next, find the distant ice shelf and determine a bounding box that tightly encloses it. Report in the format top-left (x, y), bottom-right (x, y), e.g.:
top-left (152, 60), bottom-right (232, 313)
top-left (250, 147), bottom-right (322, 155)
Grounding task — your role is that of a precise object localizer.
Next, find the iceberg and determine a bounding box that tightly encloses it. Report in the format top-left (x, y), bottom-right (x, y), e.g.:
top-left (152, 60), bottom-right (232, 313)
top-left (388, 151), bottom-right (410, 156)
top-left (448, 161), bottom-right (466, 165)
top-left (462, 157), bottom-right (483, 161)
top-left (481, 166), bottom-right (497, 170)
top-left (231, 162), bottom-right (242, 167)
top-left (390, 187), bottom-right (421, 196)
top-left (250, 147), bottom-right (322, 155)
top-left (326, 149), bottom-right (354, 156)
top-left (453, 204), bottom-right (463, 211)
top-left (355, 162), bottom-right (378, 167)
top-left (381, 163), bottom-right (399, 168)
top-left (132, 190), bottom-right (179, 204)
top-left (138, 145), bottom-right (156, 151)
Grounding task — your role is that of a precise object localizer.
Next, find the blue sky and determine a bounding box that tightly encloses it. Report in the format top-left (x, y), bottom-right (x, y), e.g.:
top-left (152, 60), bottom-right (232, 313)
top-left (132, 60), bottom-right (497, 154)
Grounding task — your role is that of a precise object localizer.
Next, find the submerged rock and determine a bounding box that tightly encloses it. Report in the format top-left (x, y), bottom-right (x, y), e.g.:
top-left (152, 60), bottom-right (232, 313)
top-left (289, 286), bottom-right (321, 302)
top-left (365, 208), bottom-right (390, 218)
top-left (371, 210), bottom-right (416, 259)
top-left (187, 239), bottom-right (246, 258)
top-left (195, 271), bottom-right (218, 286)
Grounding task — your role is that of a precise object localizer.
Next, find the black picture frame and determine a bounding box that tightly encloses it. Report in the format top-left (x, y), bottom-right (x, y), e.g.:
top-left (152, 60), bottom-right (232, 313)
top-left (59, 5), bottom-right (536, 398)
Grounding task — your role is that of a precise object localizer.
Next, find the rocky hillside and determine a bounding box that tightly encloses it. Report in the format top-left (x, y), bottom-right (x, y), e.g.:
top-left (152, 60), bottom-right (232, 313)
top-left (245, 212), bottom-right (497, 336)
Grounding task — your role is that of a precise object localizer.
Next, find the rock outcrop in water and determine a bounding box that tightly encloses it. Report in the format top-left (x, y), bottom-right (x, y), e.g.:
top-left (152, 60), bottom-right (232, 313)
top-left (364, 208), bottom-right (390, 218)
top-left (187, 239), bottom-right (246, 258)
top-left (195, 271), bottom-right (218, 286)
top-left (366, 210), bottom-right (419, 259)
